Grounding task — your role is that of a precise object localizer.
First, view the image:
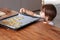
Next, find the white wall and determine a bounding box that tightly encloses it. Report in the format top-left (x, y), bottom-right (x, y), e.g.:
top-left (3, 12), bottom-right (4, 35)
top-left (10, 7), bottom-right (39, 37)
top-left (44, 0), bottom-right (60, 5)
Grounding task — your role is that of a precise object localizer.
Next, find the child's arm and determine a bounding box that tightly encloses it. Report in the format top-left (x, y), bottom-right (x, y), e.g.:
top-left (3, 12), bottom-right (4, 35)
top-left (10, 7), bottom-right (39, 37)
top-left (20, 8), bottom-right (38, 16)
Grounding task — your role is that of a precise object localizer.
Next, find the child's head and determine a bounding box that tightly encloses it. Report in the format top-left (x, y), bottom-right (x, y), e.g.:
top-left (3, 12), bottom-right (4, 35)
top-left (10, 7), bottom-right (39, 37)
top-left (40, 4), bottom-right (57, 21)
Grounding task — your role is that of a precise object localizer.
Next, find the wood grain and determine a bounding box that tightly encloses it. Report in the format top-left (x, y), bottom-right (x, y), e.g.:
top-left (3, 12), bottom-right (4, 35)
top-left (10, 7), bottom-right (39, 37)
top-left (0, 8), bottom-right (18, 20)
top-left (0, 22), bottom-right (60, 40)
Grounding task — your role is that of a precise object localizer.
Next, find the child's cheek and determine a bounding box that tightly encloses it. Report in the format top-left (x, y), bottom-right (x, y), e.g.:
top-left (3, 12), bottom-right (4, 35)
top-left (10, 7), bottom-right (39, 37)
top-left (40, 12), bottom-right (45, 18)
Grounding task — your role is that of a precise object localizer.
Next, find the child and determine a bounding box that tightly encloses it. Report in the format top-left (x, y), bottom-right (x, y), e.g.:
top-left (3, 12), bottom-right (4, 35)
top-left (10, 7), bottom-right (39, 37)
top-left (20, 4), bottom-right (57, 26)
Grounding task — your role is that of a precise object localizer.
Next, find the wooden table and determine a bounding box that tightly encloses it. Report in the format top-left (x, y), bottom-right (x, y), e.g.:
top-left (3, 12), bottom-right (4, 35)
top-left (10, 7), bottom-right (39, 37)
top-left (0, 21), bottom-right (60, 40)
top-left (0, 8), bottom-right (60, 40)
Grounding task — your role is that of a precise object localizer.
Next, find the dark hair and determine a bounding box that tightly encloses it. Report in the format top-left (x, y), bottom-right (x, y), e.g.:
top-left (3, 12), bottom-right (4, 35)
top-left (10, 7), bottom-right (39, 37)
top-left (41, 4), bottom-right (57, 21)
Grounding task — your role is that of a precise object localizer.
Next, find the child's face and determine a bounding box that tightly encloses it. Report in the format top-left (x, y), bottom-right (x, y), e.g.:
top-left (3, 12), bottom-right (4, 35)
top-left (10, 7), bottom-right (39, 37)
top-left (40, 11), bottom-right (45, 18)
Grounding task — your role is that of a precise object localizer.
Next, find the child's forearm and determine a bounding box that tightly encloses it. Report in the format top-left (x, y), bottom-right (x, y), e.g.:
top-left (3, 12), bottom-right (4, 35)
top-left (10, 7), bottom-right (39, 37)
top-left (20, 8), bottom-right (40, 17)
top-left (25, 10), bottom-right (40, 17)
top-left (25, 9), bottom-right (36, 16)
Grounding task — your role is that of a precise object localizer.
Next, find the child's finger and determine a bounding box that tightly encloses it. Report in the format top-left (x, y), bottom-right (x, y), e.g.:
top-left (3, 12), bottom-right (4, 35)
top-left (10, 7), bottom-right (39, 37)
top-left (20, 8), bottom-right (23, 13)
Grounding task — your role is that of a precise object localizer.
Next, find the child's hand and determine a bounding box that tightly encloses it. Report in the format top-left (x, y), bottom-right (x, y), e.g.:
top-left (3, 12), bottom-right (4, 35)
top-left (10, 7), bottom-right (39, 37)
top-left (0, 11), bottom-right (6, 16)
top-left (20, 8), bottom-right (26, 13)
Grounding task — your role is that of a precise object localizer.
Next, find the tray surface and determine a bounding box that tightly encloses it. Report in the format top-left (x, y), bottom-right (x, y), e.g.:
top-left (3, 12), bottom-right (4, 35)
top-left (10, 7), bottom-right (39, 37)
top-left (0, 13), bottom-right (39, 29)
